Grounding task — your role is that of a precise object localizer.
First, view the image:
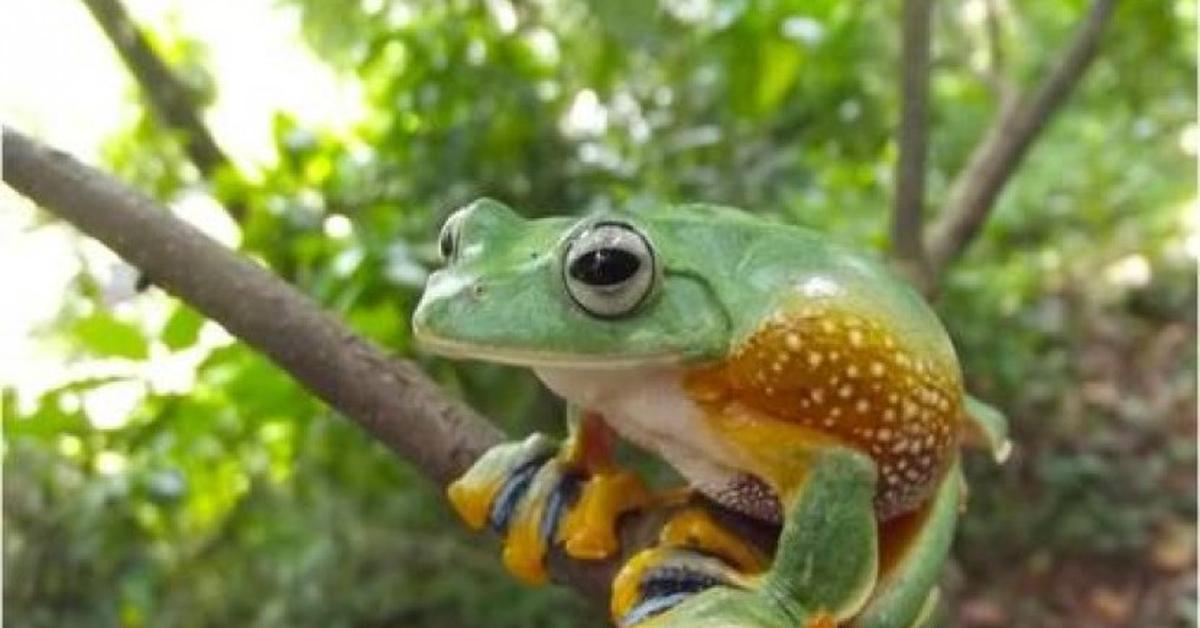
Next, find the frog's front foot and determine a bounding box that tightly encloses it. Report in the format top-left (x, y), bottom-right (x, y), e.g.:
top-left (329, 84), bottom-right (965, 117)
top-left (612, 507), bottom-right (767, 626)
top-left (448, 428), bottom-right (650, 584)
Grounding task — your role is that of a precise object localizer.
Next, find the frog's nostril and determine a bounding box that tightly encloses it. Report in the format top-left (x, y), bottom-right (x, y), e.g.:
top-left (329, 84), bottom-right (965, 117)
top-left (470, 282), bottom-right (486, 299)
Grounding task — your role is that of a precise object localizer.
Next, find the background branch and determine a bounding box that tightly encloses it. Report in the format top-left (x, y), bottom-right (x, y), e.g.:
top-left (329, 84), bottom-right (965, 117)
top-left (80, 0), bottom-right (235, 203)
top-left (891, 0), bottom-right (935, 293)
top-left (1, 126), bottom-right (772, 607)
top-left (925, 0), bottom-right (1118, 273)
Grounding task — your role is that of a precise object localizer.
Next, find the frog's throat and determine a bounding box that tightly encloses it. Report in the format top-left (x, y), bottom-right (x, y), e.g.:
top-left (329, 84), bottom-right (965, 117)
top-left (414, 333), bottom-right (691, 370)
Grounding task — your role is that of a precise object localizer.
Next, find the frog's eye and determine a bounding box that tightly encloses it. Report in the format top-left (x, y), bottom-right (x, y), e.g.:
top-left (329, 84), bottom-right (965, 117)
top-left (563, 221), bottom-right (657, 318)
top-left (438, 209), bottom-right (466, 264)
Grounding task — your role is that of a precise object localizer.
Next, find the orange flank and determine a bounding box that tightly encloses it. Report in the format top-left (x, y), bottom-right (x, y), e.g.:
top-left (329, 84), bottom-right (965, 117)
top-left (804, 612), bottom-right (838, 628)
top-left (685, 303), bottom-right (963, 519)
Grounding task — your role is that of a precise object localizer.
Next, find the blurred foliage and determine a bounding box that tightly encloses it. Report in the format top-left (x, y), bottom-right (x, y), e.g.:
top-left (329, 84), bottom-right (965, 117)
top-left (4, 0), bottom-right (1196, 626)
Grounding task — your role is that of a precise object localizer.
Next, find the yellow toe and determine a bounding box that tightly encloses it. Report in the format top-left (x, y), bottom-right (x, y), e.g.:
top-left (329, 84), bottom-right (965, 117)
top-left (447, 476), bottom-right (502, 531)
top-left (658, 508), bottom-right (767, 573)
top-left (499, 461), bottom-right (568, 586)
top-left (560, 470), bottom-right (651, 560)
top-left (611, 547), bottom-right (673, 621)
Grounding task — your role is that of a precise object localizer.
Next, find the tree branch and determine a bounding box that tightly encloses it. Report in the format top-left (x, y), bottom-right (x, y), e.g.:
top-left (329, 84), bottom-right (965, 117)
top-left (79, 0), bottom-right (234, 193)
top-left (891, 0), bottom-right (935, 293)
top-left (980, 0), bottom-right (1019, 109)
top-left (1, 127), bottom-right (774, 608)
top-left (3, 125), bottom-right (486, 485)
top-left (925, 0), bottom-right (1118, 272)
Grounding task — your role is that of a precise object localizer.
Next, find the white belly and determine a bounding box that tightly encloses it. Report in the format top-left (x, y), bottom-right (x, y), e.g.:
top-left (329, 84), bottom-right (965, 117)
top-left (533, 366), bottom-right (740, 497)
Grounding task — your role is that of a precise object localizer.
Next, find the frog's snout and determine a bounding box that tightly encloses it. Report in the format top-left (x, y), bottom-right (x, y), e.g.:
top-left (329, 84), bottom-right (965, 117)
top-left (412, 269), bottom-right (489, 341)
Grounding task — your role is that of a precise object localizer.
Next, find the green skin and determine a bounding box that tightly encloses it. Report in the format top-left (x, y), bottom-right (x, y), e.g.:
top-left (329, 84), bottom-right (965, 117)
top-left (414, 199), bottom-right (1005, 626)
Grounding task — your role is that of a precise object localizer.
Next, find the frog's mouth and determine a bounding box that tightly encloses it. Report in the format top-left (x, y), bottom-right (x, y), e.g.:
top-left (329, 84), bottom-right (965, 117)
top-left (414, 332), bottom-right (689, 370)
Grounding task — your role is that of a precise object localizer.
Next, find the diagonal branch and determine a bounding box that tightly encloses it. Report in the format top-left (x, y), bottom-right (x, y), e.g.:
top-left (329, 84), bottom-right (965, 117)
top-left (3, 125), bottom-right (485, 488)
top-left (891, 0), bottom-right (935, 293)
top-left (925, 0), bottom-right (1119, 272)
top-left (79, 0), bottom-right (236, 206)
top-left (1, 127), bottom-right (774, 608)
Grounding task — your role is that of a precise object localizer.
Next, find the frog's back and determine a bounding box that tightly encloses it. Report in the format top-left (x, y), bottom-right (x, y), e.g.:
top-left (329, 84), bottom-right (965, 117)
top-left (645, 204), bottom-right (956, 365)
top-left (648, 206), bottom-right (964, 519)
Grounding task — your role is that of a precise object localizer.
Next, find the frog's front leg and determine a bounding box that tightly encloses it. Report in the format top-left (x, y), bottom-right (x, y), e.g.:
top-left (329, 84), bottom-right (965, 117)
top-left (447, 407), bottom-right (650, 584)
top-left (614, 447), bottom-right (879, 628)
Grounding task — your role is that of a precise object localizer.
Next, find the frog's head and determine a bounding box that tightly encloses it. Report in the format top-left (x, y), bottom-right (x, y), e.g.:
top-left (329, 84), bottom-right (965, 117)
top-left (412, 198), bottom-right (731, 368)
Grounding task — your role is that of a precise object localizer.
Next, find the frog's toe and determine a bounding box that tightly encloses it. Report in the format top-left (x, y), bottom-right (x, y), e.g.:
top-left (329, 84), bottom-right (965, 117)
top-left (500, 460), bottom-right (653, 582)
top-left (496, 455), bottom-right (584, 584)
top-left (558, 469), bottom-right (650, 560)
top-left (447, 433), bottom-right (559, 531)
top-left (449, 431), bottom-right (654, 585)
top-left (613, 547), bottom-right (747, 627)
top-left (611, 505), bottom-right (768, 625)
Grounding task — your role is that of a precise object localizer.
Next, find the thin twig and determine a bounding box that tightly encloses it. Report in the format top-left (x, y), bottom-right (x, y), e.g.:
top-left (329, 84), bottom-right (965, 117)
top-left (926, 0), bottom-right (1119, 272)
top-left (79, 0), bottom-right (240, 217)
top-left (891, 0), bottom-right (935, 292)
top-left (982, 0), bottom-right (1018, 108)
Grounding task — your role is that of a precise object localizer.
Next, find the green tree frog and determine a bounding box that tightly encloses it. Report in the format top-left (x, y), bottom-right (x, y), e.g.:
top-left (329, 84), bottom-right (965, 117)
top-left (413, 199), bottom-right (1009, 627)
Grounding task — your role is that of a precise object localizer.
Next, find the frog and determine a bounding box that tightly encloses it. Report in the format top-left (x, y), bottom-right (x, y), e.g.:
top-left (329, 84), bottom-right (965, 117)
top-left (412, 198), bottom-right (1010, 627)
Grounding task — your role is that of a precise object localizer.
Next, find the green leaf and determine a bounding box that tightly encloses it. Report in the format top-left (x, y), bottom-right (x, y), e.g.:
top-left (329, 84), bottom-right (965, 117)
top-left (72, 311), bottom-right (149, 359)
top-left (754, 38), bottom-right (803, 115)
top-left (161, 306), bottom-right (205, 350)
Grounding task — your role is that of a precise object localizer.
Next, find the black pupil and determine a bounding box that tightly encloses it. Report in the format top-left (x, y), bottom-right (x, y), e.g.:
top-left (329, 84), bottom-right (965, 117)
top-left (568, 248), bottom-right (640, 286)
top-left (439, 225), bottom-right (455, 261)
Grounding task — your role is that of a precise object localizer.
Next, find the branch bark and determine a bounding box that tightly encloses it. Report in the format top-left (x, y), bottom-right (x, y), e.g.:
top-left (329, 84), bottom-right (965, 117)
top-left (1, 126), bottom-right (773, 608)
top-left (925, 0), bottom-right (1118, 272)
top-left (891, 0), bottom-right (935, 293)
top-left (79, 0), bottom-right (233, 191)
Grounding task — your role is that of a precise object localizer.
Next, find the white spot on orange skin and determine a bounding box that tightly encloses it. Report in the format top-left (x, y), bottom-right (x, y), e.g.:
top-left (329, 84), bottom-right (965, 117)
top-left (682, 302), bottom-right (962, 521)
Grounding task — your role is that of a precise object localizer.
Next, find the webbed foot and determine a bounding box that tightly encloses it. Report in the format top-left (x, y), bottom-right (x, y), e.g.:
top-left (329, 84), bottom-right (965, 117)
top-left (448, 421), bottom-right (650, 584)
top-left (612, 507), bottom-right (767, 626)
